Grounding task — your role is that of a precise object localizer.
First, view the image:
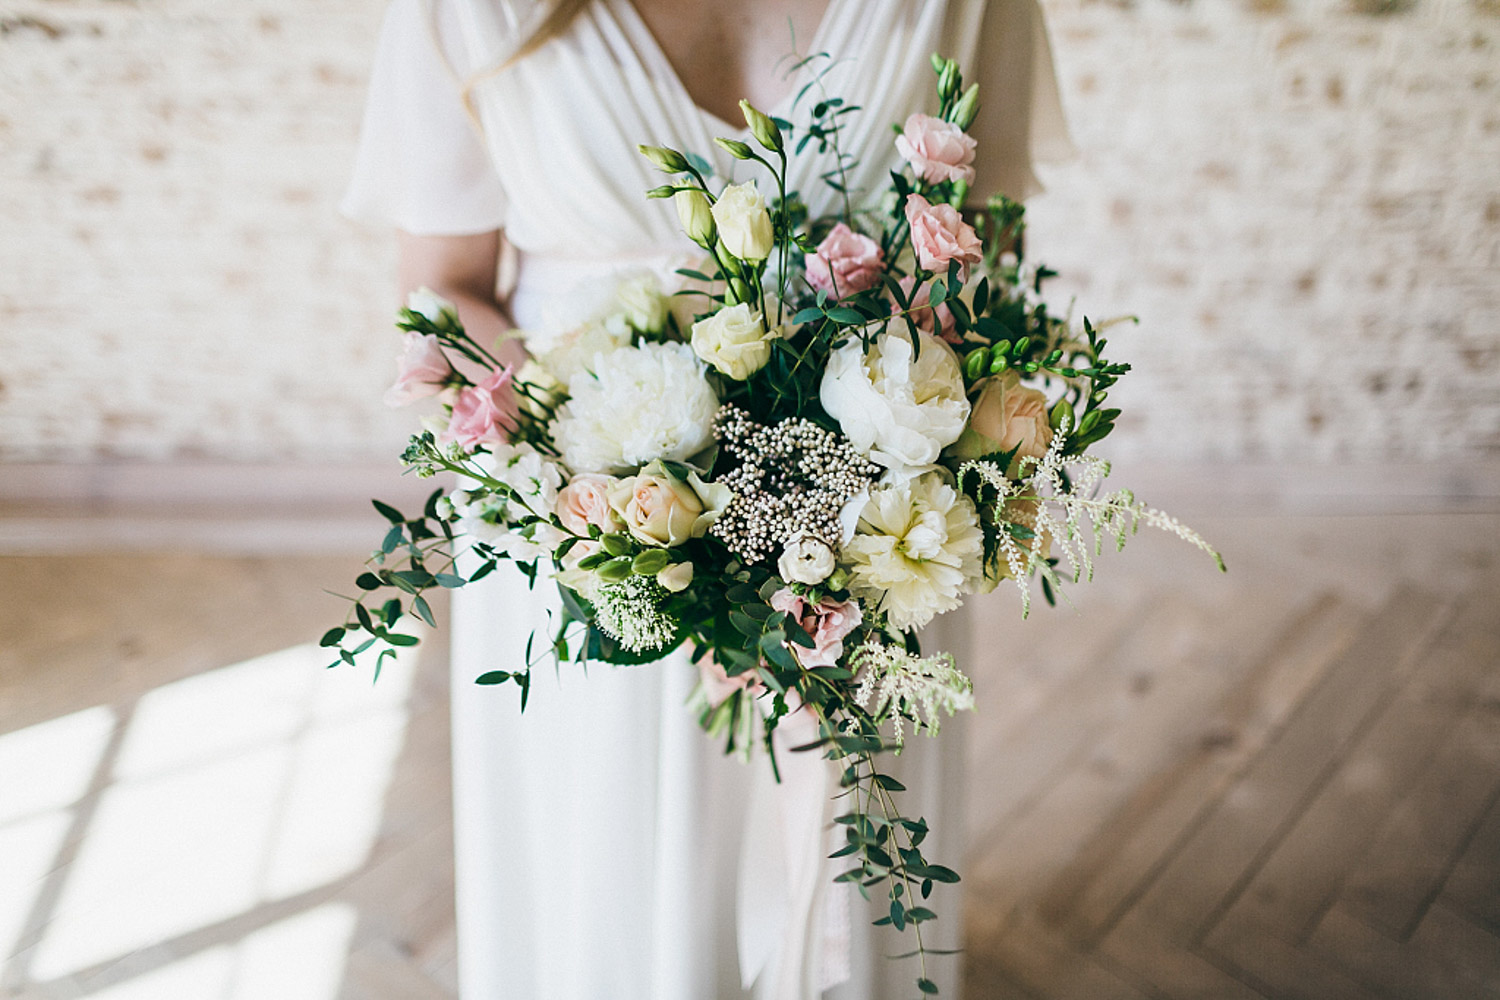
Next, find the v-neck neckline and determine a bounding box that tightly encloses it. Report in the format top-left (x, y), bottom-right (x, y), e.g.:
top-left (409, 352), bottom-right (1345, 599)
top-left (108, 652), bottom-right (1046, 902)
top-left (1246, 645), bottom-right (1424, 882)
top-left (613, 0), bottom-right (841, 137)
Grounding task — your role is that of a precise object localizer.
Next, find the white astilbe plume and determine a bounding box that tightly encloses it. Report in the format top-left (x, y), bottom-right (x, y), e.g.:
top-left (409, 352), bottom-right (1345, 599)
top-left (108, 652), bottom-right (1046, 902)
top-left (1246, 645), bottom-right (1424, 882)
top-left (851, 641), bottom-right (975, 745)
top-left (958, 430), bottom-right (1224, 616)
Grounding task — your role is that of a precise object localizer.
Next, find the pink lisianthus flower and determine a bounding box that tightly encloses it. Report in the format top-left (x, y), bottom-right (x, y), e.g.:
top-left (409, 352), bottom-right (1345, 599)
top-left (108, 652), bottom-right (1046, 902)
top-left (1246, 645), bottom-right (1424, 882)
top-left (805, 223), bottom-right (885, 300)
top-left (905, 194), bottom-right (983, 279)
top-left (893, 275), bottom-right (959, 345)
top-left (442, 366), bottom-right (520, 451)
top-left (384, 331), bottom-right (453, 407)
top-left (768, 588), bottom-right (863, 669)
top-left (895, 113), bottom-right (978, 185)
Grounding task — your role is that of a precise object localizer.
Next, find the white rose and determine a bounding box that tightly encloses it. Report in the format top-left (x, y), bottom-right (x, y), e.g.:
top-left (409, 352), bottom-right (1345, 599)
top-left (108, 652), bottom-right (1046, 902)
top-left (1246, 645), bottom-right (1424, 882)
top-left (711, 181), bottom-right (774, 262)
top-left (691, 303), bottom-right (778, 380)
top-left (614, 273), bottom-right (670, 334)
top-left (778, 530), bottom-right (837, 585)
top-left (552, 342), bottom-right (720, 474)
top-left (820, 329), bottom-right (971, 476)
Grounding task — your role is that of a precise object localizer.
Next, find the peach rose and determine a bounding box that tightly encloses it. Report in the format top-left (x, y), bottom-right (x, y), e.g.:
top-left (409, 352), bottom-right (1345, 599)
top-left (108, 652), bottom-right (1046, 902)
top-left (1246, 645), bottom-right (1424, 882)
top-left (905, 194), bottom-right (983, 279)
top-left (892, 275), bottom-right (958, 344)
top-left (384, 331), bottom-right (452, 407)
top-left (768, 588), bottom-right (863, 670)
top-left (442, 366), bottom-right (519, 451)
top-left (895, 113), bottom-right (977, 185)
top-left (607, 461), bottom-right (731, 548)
top-left (948, 371), bottom-right (1054, 472)
top-left (555, 473), bottom-right (621, 536)
top-left (805, 223), bottom-right (885, 299)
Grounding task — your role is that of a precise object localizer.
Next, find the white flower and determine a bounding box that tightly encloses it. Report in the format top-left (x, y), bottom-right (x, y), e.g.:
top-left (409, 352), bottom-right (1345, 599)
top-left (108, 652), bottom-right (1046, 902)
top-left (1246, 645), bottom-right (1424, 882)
top-left (843, 471), bottom-right (984, 631)
top-left (526, 317), bottom-right (632, 389)
top-left (406, 286), bottom-right (456, 324)
top-left (657, 562), bottom-right (695, 592)
top-left (820, 329), bottom-right (971, 476)
top-left (778, 530), bottom-right (837, 584)
top-left (711, 181), bottom-right (774, 261)
top-left (614, 272), bottom-right (671, 334)
top-left (851, 640), bottom-right (974, 743)
top-left (481, 443), bottom-right (564, 515)
top-left (691, 302), bottom-right (778, 380)
top-left (553, 342), bottom-right (720, 474)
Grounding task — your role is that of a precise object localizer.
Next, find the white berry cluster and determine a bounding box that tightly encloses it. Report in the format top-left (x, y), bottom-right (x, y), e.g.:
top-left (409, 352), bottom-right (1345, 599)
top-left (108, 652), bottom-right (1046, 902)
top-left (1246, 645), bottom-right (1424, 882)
top-left (709, 405), bottom-right (880, 564)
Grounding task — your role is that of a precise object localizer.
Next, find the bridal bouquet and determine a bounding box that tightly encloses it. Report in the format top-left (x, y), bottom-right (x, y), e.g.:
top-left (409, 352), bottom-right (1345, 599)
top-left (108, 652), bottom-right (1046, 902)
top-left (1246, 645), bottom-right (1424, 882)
top-left (325, 55), bottom-right (1221, 995)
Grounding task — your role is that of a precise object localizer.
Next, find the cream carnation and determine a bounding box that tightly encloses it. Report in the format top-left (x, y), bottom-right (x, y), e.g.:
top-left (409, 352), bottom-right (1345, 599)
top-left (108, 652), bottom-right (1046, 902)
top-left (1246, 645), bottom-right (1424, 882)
top-left (819, 329), bottom-right (971, 475)
top-left (553, 342), bottom-right (719, 474)
top-left (843, 471), bottom-right (984, 631)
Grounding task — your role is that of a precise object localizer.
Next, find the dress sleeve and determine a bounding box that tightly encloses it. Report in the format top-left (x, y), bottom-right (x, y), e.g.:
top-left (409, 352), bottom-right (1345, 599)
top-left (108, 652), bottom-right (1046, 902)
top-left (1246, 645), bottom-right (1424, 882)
top-left (966, 0), bottom-right (1077, 203)
top-left (341, 0), bottom-right (509, 235)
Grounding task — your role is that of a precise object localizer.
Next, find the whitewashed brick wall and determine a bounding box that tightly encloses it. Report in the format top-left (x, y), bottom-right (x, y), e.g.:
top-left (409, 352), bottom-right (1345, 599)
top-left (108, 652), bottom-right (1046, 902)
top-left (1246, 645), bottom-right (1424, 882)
top-left (0, 0), bottom-right (1496, 465)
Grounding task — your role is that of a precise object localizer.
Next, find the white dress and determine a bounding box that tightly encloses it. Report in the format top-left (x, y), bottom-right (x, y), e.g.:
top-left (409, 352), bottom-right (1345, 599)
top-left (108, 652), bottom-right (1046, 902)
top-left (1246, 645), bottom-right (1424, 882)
top-left (343, 2), bottom-right (1071, 997)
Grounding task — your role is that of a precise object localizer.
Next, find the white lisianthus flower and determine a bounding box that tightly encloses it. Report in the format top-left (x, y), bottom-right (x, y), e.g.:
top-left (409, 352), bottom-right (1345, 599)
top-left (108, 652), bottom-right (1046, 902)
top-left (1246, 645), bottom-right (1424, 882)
top-left (820, 329), bottom-right (971, 475)
top-left (553, 342), bottom-right (720, 474)
top-left (711, 181), bottom-right (774, 261)
top-left (843, 471), bottom-right (984, 631)
top-left (778, 530), bottom-right (837, 585)
top-left (406, 286), bottom-right (457, 325)
top-left (691, 302), bottom-right (779, 380)
top-left (614, 272), bottom-right (671, 335)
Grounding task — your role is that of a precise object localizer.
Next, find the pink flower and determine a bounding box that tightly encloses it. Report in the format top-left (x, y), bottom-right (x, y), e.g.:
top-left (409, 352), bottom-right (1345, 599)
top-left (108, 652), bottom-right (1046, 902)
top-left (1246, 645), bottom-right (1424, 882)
top-left (698, 655), bottom-right (764, 707)
top-left (555, 474), bottom-right (621, 536)
top-left (769, 589), bottom-right (864, 670)
top-left (893, 275), bottom-right (959, 345)
top-left (805, 222), bottom-right (885, 299)
top-left (905, 194), bottom-right (983, 279)
top-left (384, 331), bottom-right (452, 407)
top-left (442, 366), bottom-right (519, 451)
top-left (895, 113), bottom-right (977, 185)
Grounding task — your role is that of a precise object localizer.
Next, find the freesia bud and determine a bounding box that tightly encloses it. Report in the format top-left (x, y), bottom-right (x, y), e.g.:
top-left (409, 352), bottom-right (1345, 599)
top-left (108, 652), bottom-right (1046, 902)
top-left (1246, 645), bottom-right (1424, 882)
top-left (740, 100), bottom-right (783, 152)
top-left (638, 144), bottom-right (690, 173)
top-left (674, 189), bottom-right (716, 247)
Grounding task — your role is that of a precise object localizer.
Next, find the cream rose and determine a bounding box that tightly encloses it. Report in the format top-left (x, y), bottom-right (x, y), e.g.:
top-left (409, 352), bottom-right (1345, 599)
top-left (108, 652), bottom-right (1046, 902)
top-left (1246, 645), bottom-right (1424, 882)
top-left (948, 371), bottom-right (1054, 472)
top-left (777, 530), bottom-right (837, 585)
top-left (711, 181), bottom-right (774, 261)
top-left (691, 303), bottom-right (778, 380)
top-left (819, 328), bottom-right (971, 474)
top-left (607, 460), bottom-right (733, 548)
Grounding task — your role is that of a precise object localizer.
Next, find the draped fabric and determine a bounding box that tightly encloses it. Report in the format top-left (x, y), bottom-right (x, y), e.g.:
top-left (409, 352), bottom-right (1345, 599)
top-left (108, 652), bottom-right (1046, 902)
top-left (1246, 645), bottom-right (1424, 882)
top-left (343, 3), bottom-right (1071, 996)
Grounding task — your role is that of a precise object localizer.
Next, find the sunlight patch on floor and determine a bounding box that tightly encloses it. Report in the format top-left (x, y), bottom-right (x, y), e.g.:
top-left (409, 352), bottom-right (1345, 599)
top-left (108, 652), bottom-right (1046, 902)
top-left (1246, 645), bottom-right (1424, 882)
top-left (0, 642), bottom-right (414, 997)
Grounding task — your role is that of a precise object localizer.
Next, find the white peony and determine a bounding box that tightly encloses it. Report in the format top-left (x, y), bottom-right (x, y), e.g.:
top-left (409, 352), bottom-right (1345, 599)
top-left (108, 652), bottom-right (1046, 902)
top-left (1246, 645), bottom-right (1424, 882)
top-left (691, 302), bottom-right (778, 380)
top-left (842, 471), bottom-right (984, 631)
top-left (553, 342), bottom-right (720, 474)
top-left (820, 329), bottom-right (971, 476)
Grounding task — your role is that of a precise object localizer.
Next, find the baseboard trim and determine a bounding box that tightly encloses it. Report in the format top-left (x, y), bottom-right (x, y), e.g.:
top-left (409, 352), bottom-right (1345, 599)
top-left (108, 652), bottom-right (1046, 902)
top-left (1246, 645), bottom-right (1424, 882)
top-left (1, 460), bottom-right (1497, 554)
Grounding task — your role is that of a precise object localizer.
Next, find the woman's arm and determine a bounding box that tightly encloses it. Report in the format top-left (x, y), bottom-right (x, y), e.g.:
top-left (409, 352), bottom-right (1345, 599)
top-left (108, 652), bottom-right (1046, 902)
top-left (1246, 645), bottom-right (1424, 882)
top-left (397, 230), bottom-right (526, 370)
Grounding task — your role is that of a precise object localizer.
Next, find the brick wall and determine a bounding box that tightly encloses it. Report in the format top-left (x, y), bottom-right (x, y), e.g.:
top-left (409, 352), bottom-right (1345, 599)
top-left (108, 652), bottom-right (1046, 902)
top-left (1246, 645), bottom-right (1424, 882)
top-left (0, 0), bottom-right (1496, 465)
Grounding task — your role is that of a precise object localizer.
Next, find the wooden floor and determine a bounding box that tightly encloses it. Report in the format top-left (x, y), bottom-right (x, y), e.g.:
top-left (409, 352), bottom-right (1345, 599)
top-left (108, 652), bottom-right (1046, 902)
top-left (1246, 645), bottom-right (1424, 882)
top-left (0, 511), bottom-right (1496, 999)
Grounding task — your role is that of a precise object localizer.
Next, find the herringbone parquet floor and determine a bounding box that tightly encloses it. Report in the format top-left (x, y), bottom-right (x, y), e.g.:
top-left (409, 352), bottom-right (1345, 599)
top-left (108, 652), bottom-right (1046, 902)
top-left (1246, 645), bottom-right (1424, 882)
top-left (0, 511), bottom-right (1495, 999)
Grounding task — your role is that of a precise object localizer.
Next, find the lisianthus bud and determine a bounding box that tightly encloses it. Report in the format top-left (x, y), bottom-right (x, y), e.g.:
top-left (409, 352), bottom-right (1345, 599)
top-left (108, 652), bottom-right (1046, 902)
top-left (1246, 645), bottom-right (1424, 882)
top-left (639, 144), bottom-right (690, 173)
top-left (952, 83), bottom-right (980, 130)
top-left (711, 182), bottom-right (774, 262)
top-left (714, 137), bottom-right (755, 161)
top-left (674, 189), bottom-right (716, 247)
top-left (740, 100), bottom-right (783, 152)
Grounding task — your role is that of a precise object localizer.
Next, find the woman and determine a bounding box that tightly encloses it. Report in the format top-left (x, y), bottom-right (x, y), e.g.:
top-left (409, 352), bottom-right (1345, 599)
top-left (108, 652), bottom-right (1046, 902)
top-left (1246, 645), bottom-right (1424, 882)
top-left (343, 1), bottom-right (1071, 996)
